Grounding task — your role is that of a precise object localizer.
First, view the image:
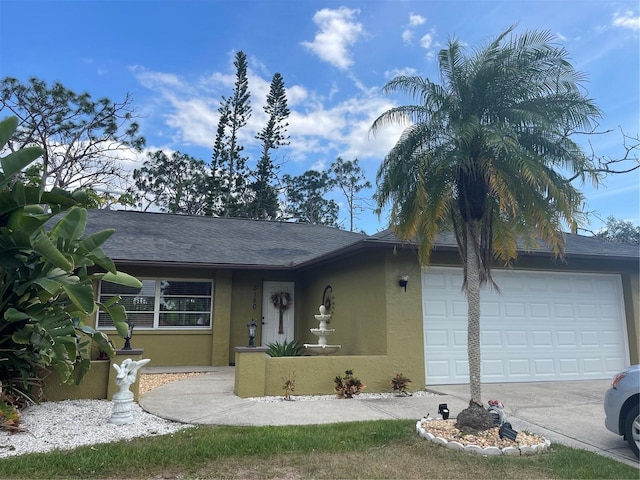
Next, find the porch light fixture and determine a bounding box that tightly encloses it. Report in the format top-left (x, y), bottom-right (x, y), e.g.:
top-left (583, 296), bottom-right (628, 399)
top-left (247, 319), bottom-right (258, 347)
top-left (398, 275), bottom-right (409, 291)
top-left (123, 319), bottom-right (134, 350)
top-left (438, 403), bottom-right (450, 420)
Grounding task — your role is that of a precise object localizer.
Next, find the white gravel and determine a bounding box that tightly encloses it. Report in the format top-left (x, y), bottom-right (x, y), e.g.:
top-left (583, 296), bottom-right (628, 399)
top-left (0, 400), bottom-right (191, 458)
top-left (247, 390), bottom-right (436, 402)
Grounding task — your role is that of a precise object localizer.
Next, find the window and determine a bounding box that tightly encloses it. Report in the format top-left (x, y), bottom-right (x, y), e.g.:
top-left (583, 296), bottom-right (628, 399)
top-left (98, 279), bottom-right (213, 329)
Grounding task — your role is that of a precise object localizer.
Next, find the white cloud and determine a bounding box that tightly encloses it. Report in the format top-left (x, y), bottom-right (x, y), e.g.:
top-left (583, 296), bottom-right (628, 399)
top-left (384, 67), bottom-right (418, 79)
top-left (402, 29), bottom-right (414, 45)
top-left (403, 13), bottom-right (428, 45)
top-left (409, 13), bottom-right (426, 27)
top-left (613, 11), bottom-right (640, 31)
top-left (300, 7), bottom-right (363, 70)
top-left (420, 33), bottom-right (433, 49)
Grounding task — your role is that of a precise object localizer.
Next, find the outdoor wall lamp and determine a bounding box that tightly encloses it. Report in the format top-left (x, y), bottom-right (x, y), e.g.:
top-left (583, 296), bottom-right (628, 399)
top-left (247, 319), bottom-right (258, 347)
top-left (398, 275), bottom-right (409, 291)
top-left (122, 319), bottom-right (134, 350)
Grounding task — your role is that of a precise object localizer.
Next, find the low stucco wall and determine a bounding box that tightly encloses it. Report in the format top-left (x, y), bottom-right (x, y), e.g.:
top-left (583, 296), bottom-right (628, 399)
top-left (42, 351), bottom-right (145, 402)
top-left (42, 360), bottom-right (110, 401)
top-left (234, 348), bottom-right (425, 398)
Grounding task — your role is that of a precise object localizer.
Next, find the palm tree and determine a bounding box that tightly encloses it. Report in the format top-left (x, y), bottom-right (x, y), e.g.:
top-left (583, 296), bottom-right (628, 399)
top-left (371, 27), bottom-right (600, 428)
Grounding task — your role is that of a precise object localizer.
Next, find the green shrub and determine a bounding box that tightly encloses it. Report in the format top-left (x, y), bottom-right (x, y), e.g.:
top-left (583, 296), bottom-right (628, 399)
top-left (390, 373), bottom-right (412, 395)
top-left (266, 340), bottom-right (303, 357)
top-left (334, 369), bottom-right (366, 398)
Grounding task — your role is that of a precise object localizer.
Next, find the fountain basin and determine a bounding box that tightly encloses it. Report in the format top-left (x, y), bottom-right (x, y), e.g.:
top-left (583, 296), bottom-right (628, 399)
top-left (303, 344), bottom-right (341, 356)
top-left (310, 328), bottom-right (335, 336)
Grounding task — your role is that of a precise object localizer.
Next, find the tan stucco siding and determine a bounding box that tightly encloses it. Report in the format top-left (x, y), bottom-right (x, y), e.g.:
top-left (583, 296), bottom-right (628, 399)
top-left (382, 249), bottom-right (426, 388)
top-left (299, 251), bottom-right (388, 355)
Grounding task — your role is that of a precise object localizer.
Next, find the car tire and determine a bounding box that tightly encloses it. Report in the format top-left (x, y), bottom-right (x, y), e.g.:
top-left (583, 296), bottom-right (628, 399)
top-left (624, 404), bottom-right (640, 459)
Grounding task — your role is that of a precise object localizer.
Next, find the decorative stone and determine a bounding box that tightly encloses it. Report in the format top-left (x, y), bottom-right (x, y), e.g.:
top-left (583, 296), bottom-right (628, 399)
top-left (465, 444), bottom-right (484, 455)
top-left (502, 446), bottom-right (520, 455)
top-left (432, 436), bottom-right (448, 445)
top-left (520, 445), bottom-right (535, 455)
top-left (446, 441), bottom-right (464, 451)
top-left (482, 446), bottom-right (502, 456)
top-left (543, 439), bottom-right (552, 450)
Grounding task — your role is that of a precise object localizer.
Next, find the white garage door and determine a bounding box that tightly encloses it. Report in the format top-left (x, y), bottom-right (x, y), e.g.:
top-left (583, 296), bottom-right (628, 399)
top-left (422, 267), bottom-right (629, 384)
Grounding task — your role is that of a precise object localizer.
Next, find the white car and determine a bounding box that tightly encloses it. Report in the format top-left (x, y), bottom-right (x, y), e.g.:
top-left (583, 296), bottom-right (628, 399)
top-left (604, 364), bottom-right (640, 459)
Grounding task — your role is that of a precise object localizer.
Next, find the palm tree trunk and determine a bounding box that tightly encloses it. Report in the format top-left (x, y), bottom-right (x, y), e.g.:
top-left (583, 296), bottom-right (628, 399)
top-left (466, 219), bottom-right (482, 406)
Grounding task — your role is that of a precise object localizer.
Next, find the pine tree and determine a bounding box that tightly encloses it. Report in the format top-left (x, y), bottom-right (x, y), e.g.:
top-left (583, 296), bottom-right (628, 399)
top-left (329, 157), bottom-right (372, 231)
top-left (249, 72), bottom-right (290, 219)
top-left (209, 51), bottom-right (252, 217)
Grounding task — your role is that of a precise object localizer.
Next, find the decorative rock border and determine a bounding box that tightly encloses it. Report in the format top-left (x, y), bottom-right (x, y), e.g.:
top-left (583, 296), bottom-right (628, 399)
top-left (415, 420), bottom-right (551, 456)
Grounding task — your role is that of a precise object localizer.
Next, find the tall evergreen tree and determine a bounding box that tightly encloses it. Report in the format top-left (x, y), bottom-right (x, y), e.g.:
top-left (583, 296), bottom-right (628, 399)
top-left (209, 51), bottom-right (252, 217)
top-left (249, 73), bottom-right (290, 219)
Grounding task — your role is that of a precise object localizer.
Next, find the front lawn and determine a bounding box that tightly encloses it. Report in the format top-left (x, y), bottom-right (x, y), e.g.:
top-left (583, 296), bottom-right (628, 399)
top-left (0, 420), bottom-right (636, 479)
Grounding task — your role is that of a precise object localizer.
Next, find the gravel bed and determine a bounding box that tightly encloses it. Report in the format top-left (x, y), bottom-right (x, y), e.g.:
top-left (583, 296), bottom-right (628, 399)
top-left (247, 390), bottom-right (437, 402)
top-left (419, 418), bottom-right (545, 449)
top-left (0, 400), bottom-right (192, 458)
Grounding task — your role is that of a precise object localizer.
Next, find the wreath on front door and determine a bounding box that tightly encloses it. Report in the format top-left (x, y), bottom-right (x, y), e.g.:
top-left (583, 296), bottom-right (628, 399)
top-left (271, 292), bottom-right (292, 311)
top-left (271, 292), bottom-right (292, 334)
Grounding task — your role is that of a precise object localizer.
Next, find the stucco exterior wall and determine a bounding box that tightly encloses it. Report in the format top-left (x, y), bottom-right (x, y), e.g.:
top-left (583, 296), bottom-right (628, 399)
top-left (297, 251), bottom-right (388, 355)
top-left (96, 243), bottom-right (638, 377)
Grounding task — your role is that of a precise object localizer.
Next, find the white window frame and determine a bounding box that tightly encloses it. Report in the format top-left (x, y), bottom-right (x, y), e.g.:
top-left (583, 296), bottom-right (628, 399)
top-left (98, 278), bottom-right (214, 330)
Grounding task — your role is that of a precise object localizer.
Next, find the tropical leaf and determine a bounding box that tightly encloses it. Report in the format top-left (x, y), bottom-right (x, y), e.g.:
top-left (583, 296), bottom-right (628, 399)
top-left (99, 271), bottom-right (143, 288)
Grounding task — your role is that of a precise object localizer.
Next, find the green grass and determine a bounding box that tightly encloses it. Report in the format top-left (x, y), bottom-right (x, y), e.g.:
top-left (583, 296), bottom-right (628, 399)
top-left (0, 420), bottom-right (636, 479)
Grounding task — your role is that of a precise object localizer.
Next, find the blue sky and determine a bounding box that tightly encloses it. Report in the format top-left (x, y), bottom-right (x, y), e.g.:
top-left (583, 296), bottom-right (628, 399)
top-left (1, 0), bottom-right (638, 234)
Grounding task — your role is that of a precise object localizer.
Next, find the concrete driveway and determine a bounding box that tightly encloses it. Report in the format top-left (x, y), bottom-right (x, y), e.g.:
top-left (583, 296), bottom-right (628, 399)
top-left (429, 380), bottom-right (639, 468)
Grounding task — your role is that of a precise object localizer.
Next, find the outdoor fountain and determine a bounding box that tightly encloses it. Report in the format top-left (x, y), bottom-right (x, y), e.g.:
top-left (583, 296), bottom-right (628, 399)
top-left (304, 305), bottom-right (341, 355)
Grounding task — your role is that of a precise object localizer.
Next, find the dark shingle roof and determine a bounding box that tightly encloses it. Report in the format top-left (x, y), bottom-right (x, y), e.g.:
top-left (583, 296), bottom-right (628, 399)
top-left (83, 210), bottom-right (638, 269)
top-left (84, 210), bottom-right (366, 268)
top-left (368, 228), bottom-right (639, 261)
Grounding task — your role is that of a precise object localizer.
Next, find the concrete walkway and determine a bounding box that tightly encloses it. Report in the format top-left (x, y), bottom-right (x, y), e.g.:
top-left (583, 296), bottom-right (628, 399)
top-left (139, 366), bottom-right (639, 469)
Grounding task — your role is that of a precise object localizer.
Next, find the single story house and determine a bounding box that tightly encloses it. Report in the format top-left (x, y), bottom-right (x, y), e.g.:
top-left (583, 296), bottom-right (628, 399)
top-left (85, 210), bottom-right (639, 393)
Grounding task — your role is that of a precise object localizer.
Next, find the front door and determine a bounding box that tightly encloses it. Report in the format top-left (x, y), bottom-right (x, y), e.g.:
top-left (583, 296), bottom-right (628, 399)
top-left (261, 281), bottom-right (295, 346)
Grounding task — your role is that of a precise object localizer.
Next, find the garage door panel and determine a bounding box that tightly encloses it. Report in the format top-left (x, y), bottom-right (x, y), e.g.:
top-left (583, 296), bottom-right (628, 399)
top-left (577, 304), bottom-right (597, 318)
top-left (531, 331), bottom-right (553, 346)
top-left (559, 359), bottom-right (579, 374)
top-left (424, 330), bottom-right (448, 346)
top-left (423, 267), bottom-right (628, 384)
top-left (557, 330), bottom-right (577, 346)
top-left (453, 330), bottom-right (466, 346)
top-left (583, 358), bottom-right (604, 374)
top-left (506, 330), bottom-right (528, 346)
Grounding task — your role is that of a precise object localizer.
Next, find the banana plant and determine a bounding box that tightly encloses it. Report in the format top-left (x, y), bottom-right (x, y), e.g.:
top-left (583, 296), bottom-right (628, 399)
top-left (0, 116), bottom-right (141, 412)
